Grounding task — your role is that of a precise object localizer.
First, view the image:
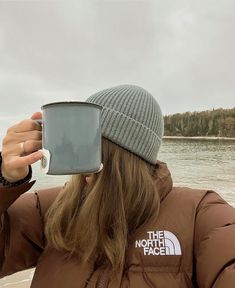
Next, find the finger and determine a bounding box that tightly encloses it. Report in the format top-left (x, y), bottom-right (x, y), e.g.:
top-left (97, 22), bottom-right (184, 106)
top-left (31, 112), bottom-right (42, 120)
top-left (31, 112), bottom-right (43, 128)
top-left (23, 140), bottom-right (42, 155)
top-left (12, 150), bottom-right (43, 168)
top-left (14, 119), bottom-right (42, 133)
top-left (2, 130), bottom-right (42, 147)
top-left (2, 140), bottom-right (42, 158)
top-left (15, 130), bottom-right (42, 142)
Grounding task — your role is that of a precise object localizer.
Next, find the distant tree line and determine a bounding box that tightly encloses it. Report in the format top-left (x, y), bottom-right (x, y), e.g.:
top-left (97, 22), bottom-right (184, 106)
top-left (164, 108), bottom-right (235, 137)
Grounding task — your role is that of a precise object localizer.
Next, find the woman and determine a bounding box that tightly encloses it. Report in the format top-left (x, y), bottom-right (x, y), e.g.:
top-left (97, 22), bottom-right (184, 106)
top-left (0, 85), bottom-right (235, 288)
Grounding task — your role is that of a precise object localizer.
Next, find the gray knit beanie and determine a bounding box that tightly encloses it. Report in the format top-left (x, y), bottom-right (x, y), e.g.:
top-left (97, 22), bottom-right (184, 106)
top-left (86, 84), bottom-right (164, 164)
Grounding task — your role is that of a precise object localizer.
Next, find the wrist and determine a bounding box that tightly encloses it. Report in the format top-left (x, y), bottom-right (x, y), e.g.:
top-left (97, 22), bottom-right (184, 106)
top-left (1, 169), bottom-right (19, 183)
top-left (0, 166), bottom-right (32, 187)
top-left (1, 166), bottom-right (29, 183)
top-left (0, 154), bottom-right (32, 187)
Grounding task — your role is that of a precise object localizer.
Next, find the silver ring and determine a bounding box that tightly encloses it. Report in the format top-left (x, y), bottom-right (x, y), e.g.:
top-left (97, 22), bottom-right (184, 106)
top-left (20, 142), bottom-right (25, 155)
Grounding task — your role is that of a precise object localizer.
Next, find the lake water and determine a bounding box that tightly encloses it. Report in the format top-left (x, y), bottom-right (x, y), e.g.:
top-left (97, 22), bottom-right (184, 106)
top-left (159, 138), bottom-right (235, 205)
top-left (0, 138), bottom-right (234, 287)
top-left (32, 137), bottom-right (235, 205)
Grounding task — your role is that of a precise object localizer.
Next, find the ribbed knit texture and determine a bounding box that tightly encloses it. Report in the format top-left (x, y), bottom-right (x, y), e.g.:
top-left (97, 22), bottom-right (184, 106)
top-left (86, 84), bottom-right (164, 164)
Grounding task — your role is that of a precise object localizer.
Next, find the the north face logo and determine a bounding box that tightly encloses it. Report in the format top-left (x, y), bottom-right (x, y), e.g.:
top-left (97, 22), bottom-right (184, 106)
top-left (135, 230), bottom-right (182, 256)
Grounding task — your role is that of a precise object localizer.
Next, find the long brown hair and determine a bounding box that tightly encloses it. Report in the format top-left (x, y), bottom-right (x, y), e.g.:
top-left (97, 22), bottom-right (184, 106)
top-left (45, 138), bottom-right (160, 270)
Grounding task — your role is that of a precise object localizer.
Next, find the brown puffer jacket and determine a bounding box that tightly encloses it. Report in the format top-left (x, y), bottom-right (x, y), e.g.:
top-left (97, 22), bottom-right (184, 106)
top-left (0, 161), bottom-right (235, 288)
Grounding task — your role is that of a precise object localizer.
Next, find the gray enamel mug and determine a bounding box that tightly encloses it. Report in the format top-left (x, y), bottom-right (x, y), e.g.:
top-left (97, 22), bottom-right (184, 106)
top-left (39, 101), bottom-right (103, 175)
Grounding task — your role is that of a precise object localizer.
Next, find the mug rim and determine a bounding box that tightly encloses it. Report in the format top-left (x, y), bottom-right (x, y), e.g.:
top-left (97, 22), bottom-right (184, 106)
top-left (41, 101), bottom-right (102, 110)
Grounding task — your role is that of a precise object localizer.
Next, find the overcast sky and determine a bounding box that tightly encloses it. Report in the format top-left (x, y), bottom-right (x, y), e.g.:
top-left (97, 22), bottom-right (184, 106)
top-left (1, 0), bottom-right (235, 143)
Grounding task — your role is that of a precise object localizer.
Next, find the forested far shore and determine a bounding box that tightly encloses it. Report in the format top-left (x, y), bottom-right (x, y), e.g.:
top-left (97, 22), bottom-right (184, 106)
top-left (164, 107), bottom-right (235, 137)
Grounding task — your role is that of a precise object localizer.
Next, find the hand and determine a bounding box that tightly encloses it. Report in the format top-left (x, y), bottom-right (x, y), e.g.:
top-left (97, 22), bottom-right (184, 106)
top-left (1, 112), bottom-right (43, 182)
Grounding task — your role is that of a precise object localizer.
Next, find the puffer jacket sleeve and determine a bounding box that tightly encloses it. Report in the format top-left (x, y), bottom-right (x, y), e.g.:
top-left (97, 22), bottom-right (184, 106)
top-left (0, 182), bottom-right (60, 278)
top-left (194, 190), bottom-right (235, 288)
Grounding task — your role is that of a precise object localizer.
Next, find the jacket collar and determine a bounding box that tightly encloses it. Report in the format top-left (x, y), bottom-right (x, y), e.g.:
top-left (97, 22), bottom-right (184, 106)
top-left (155, 161), bottom-right (173, 201)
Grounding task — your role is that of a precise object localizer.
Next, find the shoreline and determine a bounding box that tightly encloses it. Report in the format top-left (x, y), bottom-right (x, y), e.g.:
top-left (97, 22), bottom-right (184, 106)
top-left (163, 136), bottom-right (235, 140)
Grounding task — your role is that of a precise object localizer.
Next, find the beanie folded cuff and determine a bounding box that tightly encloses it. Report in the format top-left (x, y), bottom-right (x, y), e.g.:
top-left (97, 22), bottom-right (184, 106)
top-left (101, 106), bottom-right (162, 164)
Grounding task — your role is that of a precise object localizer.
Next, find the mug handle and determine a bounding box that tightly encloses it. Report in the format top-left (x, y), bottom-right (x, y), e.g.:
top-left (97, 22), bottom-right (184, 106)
top-left (35, 118), bottom-right (43, 125)
top-left (35, 118), bottom-right (49, 173)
